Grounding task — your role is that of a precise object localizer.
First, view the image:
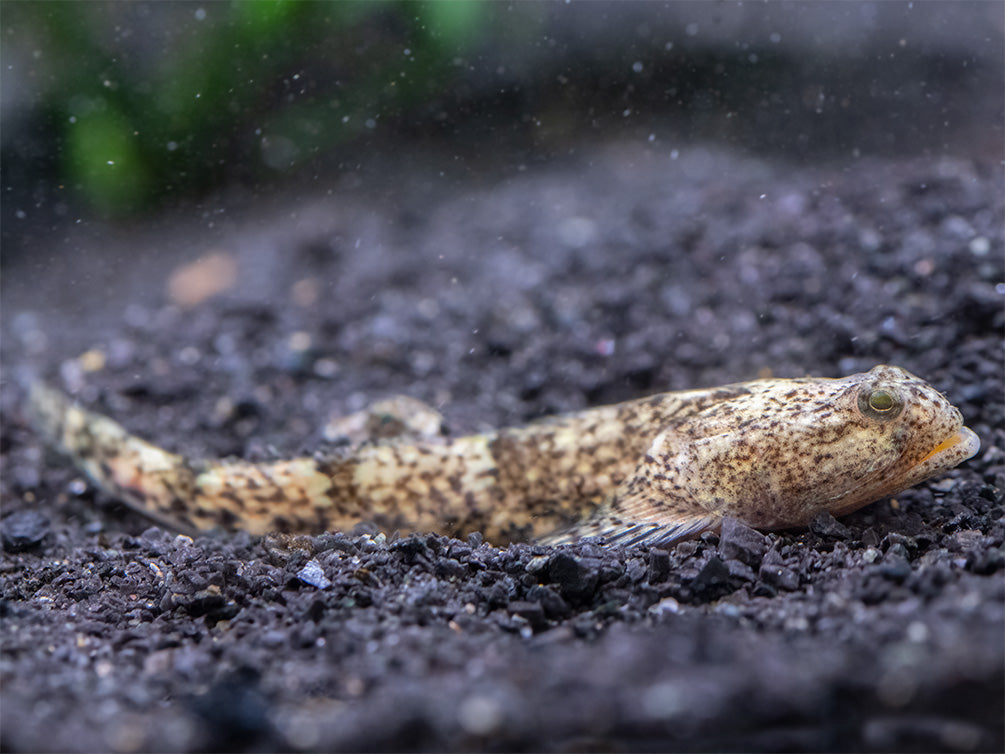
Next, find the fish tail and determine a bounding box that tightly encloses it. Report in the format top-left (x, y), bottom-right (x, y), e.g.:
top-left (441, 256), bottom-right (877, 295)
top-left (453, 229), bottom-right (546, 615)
top-left (28, 382), bottom-right (200, 532)
top-left (186, 455), bottom-right (342, 535)
top-left (29, 382), bottom-right (350, 535)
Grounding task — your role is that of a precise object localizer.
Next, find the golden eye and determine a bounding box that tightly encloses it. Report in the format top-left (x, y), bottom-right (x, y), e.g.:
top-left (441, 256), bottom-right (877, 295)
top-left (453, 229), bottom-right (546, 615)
top-left (869, 390), bottom-right (895, 411)
top-left (858, 387), bottom-right (903, 420)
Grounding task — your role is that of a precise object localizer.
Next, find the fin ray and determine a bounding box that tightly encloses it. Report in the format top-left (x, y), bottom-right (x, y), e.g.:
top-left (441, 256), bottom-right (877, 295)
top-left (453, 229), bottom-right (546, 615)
top-left (540, 511), bottom-right (717, 548)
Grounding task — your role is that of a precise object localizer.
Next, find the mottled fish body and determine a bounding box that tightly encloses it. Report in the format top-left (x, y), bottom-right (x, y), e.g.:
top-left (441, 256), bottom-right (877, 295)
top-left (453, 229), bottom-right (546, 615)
top-left (29, 365), bottom-right (979, 546)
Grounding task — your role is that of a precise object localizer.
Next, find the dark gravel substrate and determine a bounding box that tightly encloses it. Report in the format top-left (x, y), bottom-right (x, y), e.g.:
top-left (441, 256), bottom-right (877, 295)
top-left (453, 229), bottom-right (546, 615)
top-left (2, 143), bottom-right (1003, 752)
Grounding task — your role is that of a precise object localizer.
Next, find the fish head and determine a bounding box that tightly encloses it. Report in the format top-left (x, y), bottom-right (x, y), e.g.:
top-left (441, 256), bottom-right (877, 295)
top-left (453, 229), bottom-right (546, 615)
top-left (811, 364), bottom-right (980, 517)
top-left (652, 365), bottom-right (980, 529)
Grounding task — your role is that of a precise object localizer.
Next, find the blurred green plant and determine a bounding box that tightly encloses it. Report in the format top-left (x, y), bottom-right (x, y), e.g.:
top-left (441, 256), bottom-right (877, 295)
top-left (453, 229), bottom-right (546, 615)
top-left (7, 0), bottom-right (509, 215)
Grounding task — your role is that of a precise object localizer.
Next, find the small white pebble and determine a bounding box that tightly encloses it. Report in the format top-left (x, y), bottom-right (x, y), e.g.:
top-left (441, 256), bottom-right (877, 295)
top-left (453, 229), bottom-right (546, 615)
top-left (648, 596), bottom-right (680, 615)
top-left (642, 680), bottom-right (688, 720)
top-left (906, 620), bottom-right (929, 643)
top-left (969, 236), bottom-right (989, 255)
top-left (457, 695), bottom-right (503, 736)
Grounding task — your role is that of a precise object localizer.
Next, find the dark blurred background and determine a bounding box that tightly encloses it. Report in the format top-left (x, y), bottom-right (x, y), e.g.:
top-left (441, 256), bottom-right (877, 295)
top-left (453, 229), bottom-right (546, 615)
top-left (2, 1), bottom-right (1001, 234)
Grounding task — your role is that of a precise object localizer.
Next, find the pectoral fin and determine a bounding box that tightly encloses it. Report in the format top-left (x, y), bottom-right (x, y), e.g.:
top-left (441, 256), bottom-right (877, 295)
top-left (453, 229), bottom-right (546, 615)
top-left (539, 427), bottom-right (719, 547)
top-left (541, 508), bottom-right (717, 547)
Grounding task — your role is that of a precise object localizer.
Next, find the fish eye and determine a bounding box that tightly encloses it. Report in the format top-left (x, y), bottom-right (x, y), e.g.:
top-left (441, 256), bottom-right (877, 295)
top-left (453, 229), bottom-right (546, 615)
top-left (858, 387), bottom-right (903, 420)
top-left (869, 390), bottom-right (895, 411)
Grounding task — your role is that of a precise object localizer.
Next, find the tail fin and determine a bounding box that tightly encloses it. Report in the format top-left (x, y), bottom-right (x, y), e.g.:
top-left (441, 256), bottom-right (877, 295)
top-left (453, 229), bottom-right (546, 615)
top-left (28, 382), bottom-right (199, 533)
top-left (28, 383), bottom-right (347, 536)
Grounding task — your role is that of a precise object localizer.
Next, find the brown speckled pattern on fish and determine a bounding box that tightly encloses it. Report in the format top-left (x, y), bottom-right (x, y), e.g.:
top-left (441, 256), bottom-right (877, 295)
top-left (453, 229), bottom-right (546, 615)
top-left (28, 365), bottom-right (980, 546)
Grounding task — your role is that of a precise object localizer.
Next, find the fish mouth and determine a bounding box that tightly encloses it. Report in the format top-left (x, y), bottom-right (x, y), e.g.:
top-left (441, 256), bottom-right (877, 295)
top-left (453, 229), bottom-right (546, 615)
top-left (914, 427), bottom-right (981, 470)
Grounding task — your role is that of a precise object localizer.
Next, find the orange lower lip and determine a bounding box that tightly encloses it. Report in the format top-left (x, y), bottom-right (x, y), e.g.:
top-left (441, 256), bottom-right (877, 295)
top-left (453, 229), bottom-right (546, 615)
top-left (916, 429), bottom-right (974, 466)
